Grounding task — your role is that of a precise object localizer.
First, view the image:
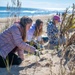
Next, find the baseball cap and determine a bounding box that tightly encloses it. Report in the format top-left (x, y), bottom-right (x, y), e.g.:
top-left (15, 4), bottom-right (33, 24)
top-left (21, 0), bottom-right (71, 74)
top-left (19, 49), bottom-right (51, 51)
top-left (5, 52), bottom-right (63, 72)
top-left (53, 15), bottom-right (61, 22)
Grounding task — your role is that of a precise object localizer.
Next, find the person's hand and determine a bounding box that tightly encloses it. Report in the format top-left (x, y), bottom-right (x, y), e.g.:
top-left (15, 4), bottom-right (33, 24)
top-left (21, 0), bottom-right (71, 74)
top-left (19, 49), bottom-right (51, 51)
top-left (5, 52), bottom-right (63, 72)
top-left (34, 50), bottom-right (40, 57)
top-left (29, 46), bottom-right (36, 54)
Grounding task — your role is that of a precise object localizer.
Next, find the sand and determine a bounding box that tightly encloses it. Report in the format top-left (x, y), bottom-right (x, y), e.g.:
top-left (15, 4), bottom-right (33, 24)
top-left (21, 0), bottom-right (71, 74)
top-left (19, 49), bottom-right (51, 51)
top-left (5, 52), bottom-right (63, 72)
top-left (0, 50), bottom-right (62, 75)
top-left (0, 15), bottom-right (75, 75)
top-left (0, 49), bottom-right (72, 75)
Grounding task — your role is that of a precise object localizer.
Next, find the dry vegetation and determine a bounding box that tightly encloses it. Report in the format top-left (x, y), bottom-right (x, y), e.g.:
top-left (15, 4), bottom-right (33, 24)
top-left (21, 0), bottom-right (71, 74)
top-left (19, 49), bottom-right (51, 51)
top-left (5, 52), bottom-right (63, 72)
top-left (0, 3), bottom-right (75, 75)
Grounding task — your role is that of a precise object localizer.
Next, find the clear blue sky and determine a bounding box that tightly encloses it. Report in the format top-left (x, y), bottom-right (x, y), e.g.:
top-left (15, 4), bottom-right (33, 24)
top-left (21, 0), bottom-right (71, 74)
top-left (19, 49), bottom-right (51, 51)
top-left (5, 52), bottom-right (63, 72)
top-left (0, 0), bottom-right (75, 10)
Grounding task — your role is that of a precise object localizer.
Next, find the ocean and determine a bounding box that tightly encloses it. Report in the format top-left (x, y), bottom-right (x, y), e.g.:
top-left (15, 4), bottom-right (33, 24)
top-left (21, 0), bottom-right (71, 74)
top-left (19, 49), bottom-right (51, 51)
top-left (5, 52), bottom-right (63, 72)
top-left (0, 7), bottom-right (65, 18)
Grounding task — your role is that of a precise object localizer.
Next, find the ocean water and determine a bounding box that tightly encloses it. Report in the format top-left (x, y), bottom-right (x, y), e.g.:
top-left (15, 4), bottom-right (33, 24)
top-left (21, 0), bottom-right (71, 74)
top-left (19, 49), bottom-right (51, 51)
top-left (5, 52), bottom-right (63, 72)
top-left (0, 7), bottom-right (64, 18)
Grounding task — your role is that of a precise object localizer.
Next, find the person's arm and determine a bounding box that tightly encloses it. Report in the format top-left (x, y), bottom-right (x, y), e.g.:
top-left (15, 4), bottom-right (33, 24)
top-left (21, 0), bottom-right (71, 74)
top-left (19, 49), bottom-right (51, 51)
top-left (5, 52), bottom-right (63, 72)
top-left (52, 25), bottom-right (59, 37)
top-left (47, 24), bottom-right (51, 39)
top-left (47, 24), bottom-right (59, 45)
top-left (17, 48), bottom-right (24, 60)
top-left (11, 25), bottom-right (36, 54)
top-left (27, 25), bottom-right (35, 41)
top-left (47, 24), bottom-right (55, 39)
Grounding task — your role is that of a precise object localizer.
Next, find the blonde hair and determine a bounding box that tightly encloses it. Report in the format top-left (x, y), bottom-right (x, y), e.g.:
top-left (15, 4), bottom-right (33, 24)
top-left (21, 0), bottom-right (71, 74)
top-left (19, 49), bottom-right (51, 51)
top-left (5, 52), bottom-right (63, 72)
top-left (34, 19), bottom-right (43, 37)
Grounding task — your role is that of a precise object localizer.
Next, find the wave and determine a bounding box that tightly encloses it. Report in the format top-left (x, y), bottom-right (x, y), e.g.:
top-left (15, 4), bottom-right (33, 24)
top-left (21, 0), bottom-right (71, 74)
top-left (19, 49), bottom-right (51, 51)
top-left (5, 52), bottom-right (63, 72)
top-left (0, 6), bottom-right (70, 18)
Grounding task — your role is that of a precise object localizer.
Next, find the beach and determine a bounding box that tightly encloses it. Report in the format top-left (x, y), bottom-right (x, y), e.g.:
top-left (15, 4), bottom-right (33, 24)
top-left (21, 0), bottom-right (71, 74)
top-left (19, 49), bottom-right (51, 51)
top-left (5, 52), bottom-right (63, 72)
top-left (0, 14), bottom-right (54, 33)
top-left (0, 14), bottom-right (75, 75)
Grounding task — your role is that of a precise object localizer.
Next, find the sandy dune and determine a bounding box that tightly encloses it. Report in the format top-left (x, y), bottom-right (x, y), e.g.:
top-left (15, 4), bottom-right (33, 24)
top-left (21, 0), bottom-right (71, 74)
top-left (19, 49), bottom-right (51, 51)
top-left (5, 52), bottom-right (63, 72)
top-left (0, 15), bottom-right (75, 75)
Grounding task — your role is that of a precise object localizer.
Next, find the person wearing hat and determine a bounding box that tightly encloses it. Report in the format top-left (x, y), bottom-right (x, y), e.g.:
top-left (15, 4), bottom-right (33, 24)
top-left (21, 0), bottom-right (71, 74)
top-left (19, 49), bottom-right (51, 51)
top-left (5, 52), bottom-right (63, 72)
top-left (47, 15), bottom-right (65, 49)
top-left (27, 19), bottom-right (44, 49)
top-left (0, 16), bottom-right (39, 68)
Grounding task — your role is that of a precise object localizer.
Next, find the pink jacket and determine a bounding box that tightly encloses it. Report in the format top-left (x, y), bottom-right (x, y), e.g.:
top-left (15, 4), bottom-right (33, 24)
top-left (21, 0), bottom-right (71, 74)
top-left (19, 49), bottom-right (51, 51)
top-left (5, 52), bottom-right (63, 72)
top-left (0, 23), bottom-right (36, 59)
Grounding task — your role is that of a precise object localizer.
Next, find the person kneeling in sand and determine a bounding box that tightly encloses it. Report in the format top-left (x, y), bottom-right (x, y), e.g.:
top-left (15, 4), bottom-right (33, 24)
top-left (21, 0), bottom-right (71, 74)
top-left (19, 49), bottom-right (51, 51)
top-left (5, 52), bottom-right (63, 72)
top-left (0, 16), bottom-right (39, 68)
top-left (27, 19), bottom-right (44, 49)
top-left (47, 15), bottom-right (65, 49)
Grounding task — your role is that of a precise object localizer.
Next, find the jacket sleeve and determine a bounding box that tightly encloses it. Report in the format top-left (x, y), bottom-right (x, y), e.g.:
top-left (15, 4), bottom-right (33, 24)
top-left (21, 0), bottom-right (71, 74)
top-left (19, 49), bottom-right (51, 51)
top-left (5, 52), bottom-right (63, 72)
top-left (17, 48), bottom-right (24, 60)
top-left (47, 24), bottom-right (58, 39)
top-left (27, 26), bottom-right (35, 41)
top-left (47, 24), bottom-right (52, 39)
top-left (11, 25), bottom-right (36, 54)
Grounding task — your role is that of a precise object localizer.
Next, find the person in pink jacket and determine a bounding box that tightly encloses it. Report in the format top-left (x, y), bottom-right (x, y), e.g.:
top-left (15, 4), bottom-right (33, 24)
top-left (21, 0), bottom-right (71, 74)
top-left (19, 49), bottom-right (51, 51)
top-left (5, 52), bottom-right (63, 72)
top-left (0, 16), bottom-right (37, 68)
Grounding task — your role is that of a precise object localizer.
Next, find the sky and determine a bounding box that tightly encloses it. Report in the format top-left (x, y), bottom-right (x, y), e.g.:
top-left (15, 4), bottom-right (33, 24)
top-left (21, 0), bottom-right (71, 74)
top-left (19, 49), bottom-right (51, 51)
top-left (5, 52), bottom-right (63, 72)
top-left (0, 0), bottom-right (75, 10)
